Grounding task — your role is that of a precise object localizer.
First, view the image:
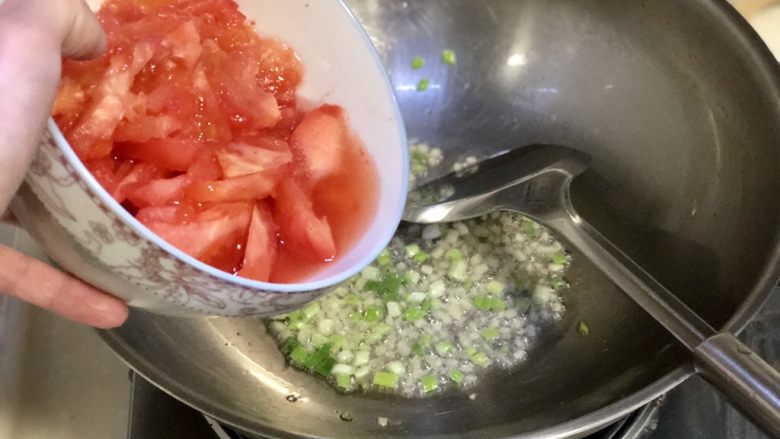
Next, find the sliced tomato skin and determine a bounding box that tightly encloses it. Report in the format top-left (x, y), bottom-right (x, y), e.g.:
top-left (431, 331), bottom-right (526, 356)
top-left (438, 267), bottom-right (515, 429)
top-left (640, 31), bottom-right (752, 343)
top-left (185, 168), bottom-right (284, 204)
top-left (112, 163), bottom-right (166, 203)
top-left (274, 178), bottom-right (336, 262)
top-left (238, 203), bottom-right (277, 282)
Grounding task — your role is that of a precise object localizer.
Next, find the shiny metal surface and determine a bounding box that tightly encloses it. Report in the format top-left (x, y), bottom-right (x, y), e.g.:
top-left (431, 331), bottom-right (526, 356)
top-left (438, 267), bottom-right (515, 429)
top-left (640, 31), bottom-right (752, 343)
top-left (405, 144), bottom-right (780, 435)
top-left (100, 0), bottom-right (780, 437)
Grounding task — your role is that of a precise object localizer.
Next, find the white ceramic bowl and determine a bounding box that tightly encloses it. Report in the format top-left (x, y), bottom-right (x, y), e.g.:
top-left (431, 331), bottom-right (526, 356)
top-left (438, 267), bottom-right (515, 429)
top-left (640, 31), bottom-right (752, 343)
top-left (10, 0), bottom-right (408, 317)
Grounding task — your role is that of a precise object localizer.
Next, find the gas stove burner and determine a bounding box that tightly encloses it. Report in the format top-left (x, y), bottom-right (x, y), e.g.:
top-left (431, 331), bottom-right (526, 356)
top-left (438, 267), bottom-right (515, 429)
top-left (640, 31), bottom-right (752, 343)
top-left (126, 372), bottom-right (661, 439)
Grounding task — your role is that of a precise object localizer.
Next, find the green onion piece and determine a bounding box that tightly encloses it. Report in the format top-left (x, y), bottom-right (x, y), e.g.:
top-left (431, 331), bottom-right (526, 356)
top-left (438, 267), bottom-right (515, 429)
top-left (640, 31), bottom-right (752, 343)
top-left (463, 279), bottom-right (475, 289)
top-left (365, 272), bottom-right (403, 302)
top-left (417, 78), bottom-right (430, 91)
top-left (551, 252), bottom-right (567, 265)
top-left (578, 320), bottom-right (590, 336)
top-left (412, 55), bottom-right (425, 70)
top-left (421, 374), bottom-right (439, 393)
top-left (472, 295), bottom-right (492, 311)
top-left (344, 294), bottom-right (360, 305)
top-left (280, 338), bottom-right (302, 355)
top-left (470, 351), bottom-right (491, 368)
top-left (302, 302), bottom-right (320, 320)
top-left (354, 350), bottom-right (370, 366)
top-left (449, 369), bottom-right (464, 383)
top-left (405, 243), bottom-right (421, 258)
top-left (448, 259), bottom-right (468, 281)
top-left (442, 49), bottom-right (457, 65)
top-left (335, 373), bottom-right (353, 390)
top-left (377, 249), bottom-right (391, 266)
top-left (420, 297), bottom-right (433, 312)
top-left (413, 251), bottom-right (430, 263)
top-left (480, 327), bottom-right (499, 341)
top-left (419, 334), bottom-right (433, 347)
top-left (330, 335), bottom-right (345, 348)
top-left (288, 320), bottom-right (308, 330)
top-left (465, 346), bottom-right (477, 357)
top-left (549, 276), bottom-right (567, 289)
top-left (435, 340), bottom-right (453, 356)
top-left (446, 248), bottom-right (463, 260)
top-left (373, 371), bottom-right (399, 388)
top-left (490, 298), bottom-right (507, 312)
top-left (304, 344), bottom-right (336, 376)
top-left (486, 280), bottom-right (505, 295)
top-left (364, 306), bottom-right (383, 322)
top-left (515, 297), bottom-right (532, 313)
top-left (290, 346), bottom-right (309, 365)
top-left (411, 343), bottom-right (424, 356)
top-left (521, 218), bottom-right (541, 238)
top-left (403, 305), bottom-right (425, 321)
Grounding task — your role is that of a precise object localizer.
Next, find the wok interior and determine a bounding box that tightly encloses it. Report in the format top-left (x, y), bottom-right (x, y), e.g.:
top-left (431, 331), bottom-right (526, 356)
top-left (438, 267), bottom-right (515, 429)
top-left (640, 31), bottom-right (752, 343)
top-left (106, 0), bottom-right (780, 437)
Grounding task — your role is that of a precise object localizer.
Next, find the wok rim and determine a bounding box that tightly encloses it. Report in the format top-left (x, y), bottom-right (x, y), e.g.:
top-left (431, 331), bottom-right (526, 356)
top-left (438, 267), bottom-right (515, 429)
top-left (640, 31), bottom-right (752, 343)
top-left (98, 0), bottom-right (780, 437)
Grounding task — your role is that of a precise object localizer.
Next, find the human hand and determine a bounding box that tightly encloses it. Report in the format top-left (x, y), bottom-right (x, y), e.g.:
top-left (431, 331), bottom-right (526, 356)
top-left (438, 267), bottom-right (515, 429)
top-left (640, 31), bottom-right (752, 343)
top-left (0, 0), bottom-right (128, 328)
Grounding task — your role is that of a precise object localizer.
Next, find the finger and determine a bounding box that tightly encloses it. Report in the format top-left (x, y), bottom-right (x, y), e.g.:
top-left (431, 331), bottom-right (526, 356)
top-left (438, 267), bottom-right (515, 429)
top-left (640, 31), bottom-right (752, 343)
top-left (61, 0), bottom-right (107, 60)
top-left (0, 245), bottom-right (128, 328)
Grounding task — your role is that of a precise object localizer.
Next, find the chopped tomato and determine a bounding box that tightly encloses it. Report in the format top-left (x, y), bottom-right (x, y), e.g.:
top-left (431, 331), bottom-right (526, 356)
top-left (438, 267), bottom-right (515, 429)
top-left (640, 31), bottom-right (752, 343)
top-left (55, 0), bottom-right (377, 282)
top-left (186, 168), bottom-right (283, 203)
top-left (274, 179), bottom-right (336, 261)
top-left (112, 163), bottom-right (165, 203)
top-left (238, 204), bottom-right (277, 282)
top-left (290, 105), bottom-right (348, 182)
top-left (127, 174), bottom-right (189, 207)
top-left (216, 142), bottom-right (291, 178)
top-left (139, 202), bottom-right (252, 271)
top-left (115, 138), bottom-right (200, 172)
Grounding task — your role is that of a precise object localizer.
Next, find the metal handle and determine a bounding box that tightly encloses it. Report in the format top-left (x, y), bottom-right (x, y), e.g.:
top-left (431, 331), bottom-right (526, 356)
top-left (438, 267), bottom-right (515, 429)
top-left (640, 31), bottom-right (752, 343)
top-left (535, 201), bottom-right (780, 437)
top-left (695, 333), bottom-right (780, 438)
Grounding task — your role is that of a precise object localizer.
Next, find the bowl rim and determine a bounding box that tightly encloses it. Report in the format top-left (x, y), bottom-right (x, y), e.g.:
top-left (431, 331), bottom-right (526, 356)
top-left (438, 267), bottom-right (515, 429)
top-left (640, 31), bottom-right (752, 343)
top-left (46, 1), bottom-right (408, 295)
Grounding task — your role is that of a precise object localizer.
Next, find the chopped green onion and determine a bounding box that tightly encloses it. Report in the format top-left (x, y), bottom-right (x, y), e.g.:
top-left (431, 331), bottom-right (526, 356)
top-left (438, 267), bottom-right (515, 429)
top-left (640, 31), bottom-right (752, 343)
top-left (480, 327), bottom-right (499, 341)
top-left (408, 292), bottom-right (427, 303)
top-left (331, 363), bottom-right (354, 375)
top-left (449, 369), bottom-right (464, 383)
top-left (413, 251), bottom-right (430, 263)
top-left (386, 361), bottom-right (406, 375)
top-left (373, 371), bottom-right (399, 388)
top-left (442, 49), bottom-right (457, 65)
top-left (486, 280), bottom-right (505, 295)
top-left (448, 259), bottom-right (468, 281)
top-left (551, 252), bottom-right (567, 265)
top-left (334, 373), bottom-right (353, 390)
top-left (417, 78), bottom-right (430, 91)
top-left (473, 295), bottom-right (492, 311)
top-left (386, 301), bottom-right (401, 317)
top-left (361, 266), bottom-right (380, 280)
top-left (490, 298), bottom-right (506, 312)
top-left (435, 340), bottom-right (453, 356)
top-left (465, 346), bottom-right (477, 357)
top-left (405, 243), bottom-right (421, 258)
top-left (364, 306), bottom-right (383, 322)
top-left (365, 272), bottom-right (403, 302)
top-left (377, 249), bottom-right (391, 266)
top-left (412, 56), bottom-right (425, 70)
top-left (421, 374), bottom-right (438, 393)
top-left (429, 280), bottom-right (446, 297)
top-left (578, 320), bottom-right (590, 336)
top-left (446, 248), bottom-right (463, 260)
top-left (343, 294), bottom-right (360, 305)
top-left (470, 351), bottom-right (491, 367)
top-left (303, 344), bottom-right (336, 376)
top-left (302, 302), bottom-right (320, 320)
top-left (354, 350), bottom-right (370, 366)
top-left (289, 346), bottom-right (309, 365)
top-left (403, 306), bottom-right (425, 321)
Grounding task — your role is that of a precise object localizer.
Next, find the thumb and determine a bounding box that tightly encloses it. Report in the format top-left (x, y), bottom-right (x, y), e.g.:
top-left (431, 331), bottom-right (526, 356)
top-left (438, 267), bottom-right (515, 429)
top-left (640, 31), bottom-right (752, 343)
top-left (61, 0), bottom-right (107, 60)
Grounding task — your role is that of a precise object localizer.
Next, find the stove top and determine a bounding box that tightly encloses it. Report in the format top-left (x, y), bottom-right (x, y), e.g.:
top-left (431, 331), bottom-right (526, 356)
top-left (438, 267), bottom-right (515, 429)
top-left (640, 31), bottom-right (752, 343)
top-left (126, 288), bottom-right (779, 439)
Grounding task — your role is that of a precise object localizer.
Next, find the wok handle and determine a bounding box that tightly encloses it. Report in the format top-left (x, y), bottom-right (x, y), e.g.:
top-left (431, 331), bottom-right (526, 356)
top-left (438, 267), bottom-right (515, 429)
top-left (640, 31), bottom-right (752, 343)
top-left (694, 332), bottom-right (780, 438)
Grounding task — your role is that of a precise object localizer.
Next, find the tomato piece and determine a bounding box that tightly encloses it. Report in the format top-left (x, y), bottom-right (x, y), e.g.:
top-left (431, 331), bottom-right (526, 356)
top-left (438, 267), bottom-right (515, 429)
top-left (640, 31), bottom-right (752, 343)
top-left (216, 142), bottom-right (291, 178)
top-left (253, 38), bottom-right (303, 105)
top-left (136, 202), bottom-right (196, 225)
top-left (139, 202), bottom-right (252, 271)
top-left (186, 148), bottom-right (223, 182)
top-left (127, 174), bottom-right (189, 208)
top-left (200, 40), bottom-right (281, 132)
top-left (67, 41), bottom-right (155, 159)
top-left (274, 179), bottom-right (336, 261)
top-left (290, 105), bottom-right (348, 182)
top-left (84, 158), bottom-right (121, 194)
top-left (185, 168), bottom-right (283, 203)
top-left (113, 115), bottom-right (182, 144)
top-left (238, 204), bottom-right (277, 282)
top-left (52, 78), bottom-right (87, 128)
top-left (115, 138), bottom-right (199, 172)
top-left (163, 20), bottom-right (202, 68)
top-left (112, 163), bottom-right (166, 203)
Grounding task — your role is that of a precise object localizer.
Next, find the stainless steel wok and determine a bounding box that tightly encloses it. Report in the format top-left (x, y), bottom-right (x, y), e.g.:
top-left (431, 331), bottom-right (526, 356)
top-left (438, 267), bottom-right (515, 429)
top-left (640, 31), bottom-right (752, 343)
top-left (100, 0), bottom-right (780, 437)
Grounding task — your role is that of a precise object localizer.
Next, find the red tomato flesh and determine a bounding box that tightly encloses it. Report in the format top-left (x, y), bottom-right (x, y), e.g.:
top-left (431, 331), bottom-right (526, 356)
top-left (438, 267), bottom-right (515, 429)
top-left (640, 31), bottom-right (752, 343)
top-left (53, 0), bottom-right (379, 283)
